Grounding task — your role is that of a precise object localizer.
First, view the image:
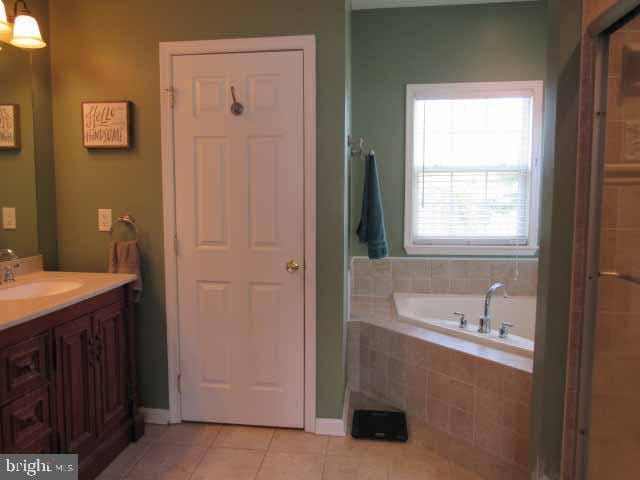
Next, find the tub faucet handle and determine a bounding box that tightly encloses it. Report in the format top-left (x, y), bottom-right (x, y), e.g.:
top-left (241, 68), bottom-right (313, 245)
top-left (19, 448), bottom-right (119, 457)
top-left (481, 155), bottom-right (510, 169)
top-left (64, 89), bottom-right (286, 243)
top-left (453, 312), bottom-right (467, 329)
top-left (499, 322), bottom-right (515, 339)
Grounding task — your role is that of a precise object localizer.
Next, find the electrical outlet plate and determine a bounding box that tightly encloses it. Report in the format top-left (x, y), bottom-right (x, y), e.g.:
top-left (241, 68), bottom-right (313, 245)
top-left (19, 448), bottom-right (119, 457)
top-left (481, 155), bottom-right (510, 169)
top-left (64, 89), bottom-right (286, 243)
top-left (98, 209), bottom-right (112, 232)
top-left (2, 207), bottom-right (16, 230)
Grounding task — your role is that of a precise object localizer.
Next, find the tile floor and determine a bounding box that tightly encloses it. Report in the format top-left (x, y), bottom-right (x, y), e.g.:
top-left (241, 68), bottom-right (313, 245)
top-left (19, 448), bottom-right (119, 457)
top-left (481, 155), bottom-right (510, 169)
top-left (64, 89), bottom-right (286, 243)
top-left (97, 422), bottom-right (482, 480)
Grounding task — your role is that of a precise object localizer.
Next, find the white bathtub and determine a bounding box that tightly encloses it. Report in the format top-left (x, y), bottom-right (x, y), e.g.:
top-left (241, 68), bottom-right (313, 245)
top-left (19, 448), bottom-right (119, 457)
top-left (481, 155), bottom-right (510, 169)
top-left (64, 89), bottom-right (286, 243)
top-left (393, 293), bottom-right (536, 358)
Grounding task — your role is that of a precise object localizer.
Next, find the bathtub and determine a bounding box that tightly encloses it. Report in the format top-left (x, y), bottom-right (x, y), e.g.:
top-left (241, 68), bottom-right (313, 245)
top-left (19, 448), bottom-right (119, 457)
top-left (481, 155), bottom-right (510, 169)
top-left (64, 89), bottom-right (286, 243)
top-left (393, 293), bottom-right (536, 358)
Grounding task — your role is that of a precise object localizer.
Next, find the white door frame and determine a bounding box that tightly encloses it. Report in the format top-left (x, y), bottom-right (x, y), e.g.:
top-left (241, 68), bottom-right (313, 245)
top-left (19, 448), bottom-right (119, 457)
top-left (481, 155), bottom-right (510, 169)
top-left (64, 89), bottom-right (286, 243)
top-left (159, 35), bottom-right (317, 431)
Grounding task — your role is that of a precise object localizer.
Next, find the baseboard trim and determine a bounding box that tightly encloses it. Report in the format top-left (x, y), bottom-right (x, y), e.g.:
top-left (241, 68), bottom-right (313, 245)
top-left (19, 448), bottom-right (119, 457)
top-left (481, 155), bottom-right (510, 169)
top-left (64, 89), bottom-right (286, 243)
top-left (315, 418), bottom-right (345, 436)
top-left (315, 385), bottom-right (351, 436)
top-left (142, 387), bottom-right (352, 432)
top-left (140, 408), bottom-right (171, 425)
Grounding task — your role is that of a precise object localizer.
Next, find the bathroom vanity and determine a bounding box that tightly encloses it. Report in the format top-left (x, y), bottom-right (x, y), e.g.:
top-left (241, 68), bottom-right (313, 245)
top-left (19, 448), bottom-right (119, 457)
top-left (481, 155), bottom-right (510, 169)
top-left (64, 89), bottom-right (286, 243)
top-left (0, 270), bottom-right (144, 480)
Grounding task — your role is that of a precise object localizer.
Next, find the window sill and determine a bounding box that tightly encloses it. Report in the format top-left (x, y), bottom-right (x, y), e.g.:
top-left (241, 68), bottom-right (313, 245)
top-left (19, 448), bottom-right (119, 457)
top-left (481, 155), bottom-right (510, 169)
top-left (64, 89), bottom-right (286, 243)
top-left (404, 244), bottom-right (539, 257)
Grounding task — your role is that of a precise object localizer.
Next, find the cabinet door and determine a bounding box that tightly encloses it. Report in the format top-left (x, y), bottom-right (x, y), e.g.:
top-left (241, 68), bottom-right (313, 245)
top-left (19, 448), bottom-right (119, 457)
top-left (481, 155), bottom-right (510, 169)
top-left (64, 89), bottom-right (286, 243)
top-left (94, 304), bottom-right (129, 435)
top-left (54, 315), bottom-right (98, 456)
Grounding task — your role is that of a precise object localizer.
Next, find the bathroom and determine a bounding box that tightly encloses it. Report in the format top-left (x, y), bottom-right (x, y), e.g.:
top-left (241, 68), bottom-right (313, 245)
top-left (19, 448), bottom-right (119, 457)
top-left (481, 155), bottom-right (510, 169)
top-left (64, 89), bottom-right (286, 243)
top-left (0, 0), bottom-right (637, 479)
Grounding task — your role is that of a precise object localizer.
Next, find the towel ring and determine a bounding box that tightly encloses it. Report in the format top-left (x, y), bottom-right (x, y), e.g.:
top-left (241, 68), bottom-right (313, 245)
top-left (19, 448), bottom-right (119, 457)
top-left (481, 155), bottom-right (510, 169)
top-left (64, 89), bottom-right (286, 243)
top-left (111, 213), bottom-right (138, 240)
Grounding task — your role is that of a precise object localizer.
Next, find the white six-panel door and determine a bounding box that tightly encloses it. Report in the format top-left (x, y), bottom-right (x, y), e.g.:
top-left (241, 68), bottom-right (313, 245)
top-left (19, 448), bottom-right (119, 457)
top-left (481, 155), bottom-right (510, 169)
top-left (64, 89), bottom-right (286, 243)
top-left (173, 51), bottom-right (305, 428)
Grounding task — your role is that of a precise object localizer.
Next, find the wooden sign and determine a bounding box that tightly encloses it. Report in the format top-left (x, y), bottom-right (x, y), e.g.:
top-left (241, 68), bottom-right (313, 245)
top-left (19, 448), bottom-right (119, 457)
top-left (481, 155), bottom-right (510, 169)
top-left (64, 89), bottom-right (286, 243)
top-left (82, 101), bottom-right (131, 148)
top-left (0, 105), bottom-right (20, 149)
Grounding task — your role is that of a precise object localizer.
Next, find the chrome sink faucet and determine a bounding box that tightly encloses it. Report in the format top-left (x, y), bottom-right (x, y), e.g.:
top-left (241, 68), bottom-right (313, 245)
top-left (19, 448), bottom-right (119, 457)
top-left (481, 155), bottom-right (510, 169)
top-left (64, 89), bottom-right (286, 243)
top-left (478, 282), bottom-right (508, 334)
top-left (0, 249), bottom-right (19, 285)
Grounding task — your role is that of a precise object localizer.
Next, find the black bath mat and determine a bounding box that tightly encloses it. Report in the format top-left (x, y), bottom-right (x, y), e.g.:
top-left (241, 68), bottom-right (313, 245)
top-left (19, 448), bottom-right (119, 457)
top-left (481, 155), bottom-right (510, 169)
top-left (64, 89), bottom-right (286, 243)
top-left (351, 410), bottom-right (408, 442)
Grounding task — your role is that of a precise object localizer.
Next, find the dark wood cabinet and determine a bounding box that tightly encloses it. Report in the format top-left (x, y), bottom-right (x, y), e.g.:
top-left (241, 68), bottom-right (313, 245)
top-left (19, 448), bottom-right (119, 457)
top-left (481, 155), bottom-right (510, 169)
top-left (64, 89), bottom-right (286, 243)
top-left (0, 285), bottom-right (143, 480)
top-left (55, 314), bottom-right (98, 459)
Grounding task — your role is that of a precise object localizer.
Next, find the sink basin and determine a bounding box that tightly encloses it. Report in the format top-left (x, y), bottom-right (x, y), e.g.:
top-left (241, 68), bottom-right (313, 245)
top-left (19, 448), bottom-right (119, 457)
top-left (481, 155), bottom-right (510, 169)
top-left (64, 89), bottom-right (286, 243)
top-left (0, 281), bottom-right (83, 301)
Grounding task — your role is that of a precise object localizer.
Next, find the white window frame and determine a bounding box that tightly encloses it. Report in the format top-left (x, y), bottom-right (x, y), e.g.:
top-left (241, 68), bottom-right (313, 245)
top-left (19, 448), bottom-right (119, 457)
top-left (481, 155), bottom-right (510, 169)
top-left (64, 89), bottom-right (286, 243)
top-left (404, 81), bottom-right (544, 256)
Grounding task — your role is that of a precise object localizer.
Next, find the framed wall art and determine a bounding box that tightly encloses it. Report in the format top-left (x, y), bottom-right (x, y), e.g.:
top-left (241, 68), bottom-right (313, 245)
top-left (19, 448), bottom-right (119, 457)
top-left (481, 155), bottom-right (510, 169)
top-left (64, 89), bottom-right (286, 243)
top-left (82, 101), bottom-right (132, 148)
top-left (0, 104), bottom-right (20, 149)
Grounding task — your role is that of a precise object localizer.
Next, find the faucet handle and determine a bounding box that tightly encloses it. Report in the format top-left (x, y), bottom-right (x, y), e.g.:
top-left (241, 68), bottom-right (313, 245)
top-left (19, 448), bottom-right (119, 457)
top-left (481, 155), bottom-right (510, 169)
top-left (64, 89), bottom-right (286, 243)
top-left (453, 312), bottom-right (467, 329)
top-left (499, 322), bottom-right (515, 339)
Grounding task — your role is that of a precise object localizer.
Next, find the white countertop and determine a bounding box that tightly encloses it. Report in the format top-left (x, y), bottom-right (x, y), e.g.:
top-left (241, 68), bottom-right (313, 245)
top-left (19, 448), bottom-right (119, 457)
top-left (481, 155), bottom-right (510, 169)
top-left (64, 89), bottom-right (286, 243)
top-left (0, 271), bottom-right (137, 332)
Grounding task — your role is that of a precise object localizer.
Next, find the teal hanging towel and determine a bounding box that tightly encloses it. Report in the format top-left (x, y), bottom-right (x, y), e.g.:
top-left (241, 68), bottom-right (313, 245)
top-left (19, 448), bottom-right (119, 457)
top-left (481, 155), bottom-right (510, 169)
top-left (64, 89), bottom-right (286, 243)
top-left (357, 152), bottom-right (389, 260)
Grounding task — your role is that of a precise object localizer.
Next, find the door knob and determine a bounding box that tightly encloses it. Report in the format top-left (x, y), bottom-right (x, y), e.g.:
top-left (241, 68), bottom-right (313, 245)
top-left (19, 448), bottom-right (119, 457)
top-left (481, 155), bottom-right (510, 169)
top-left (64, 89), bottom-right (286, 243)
top-left (286, 260), bottom-right (301, 273)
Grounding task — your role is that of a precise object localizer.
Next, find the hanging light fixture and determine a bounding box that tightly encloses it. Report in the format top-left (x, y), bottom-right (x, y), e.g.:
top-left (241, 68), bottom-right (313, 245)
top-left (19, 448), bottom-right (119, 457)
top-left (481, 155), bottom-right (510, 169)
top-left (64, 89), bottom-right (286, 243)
top-left (0, 1), bottom-right (11, 40)
top-left (0, 0), bottom-right (46, 49)
top-left (10, 0), bottom-right (45, 49)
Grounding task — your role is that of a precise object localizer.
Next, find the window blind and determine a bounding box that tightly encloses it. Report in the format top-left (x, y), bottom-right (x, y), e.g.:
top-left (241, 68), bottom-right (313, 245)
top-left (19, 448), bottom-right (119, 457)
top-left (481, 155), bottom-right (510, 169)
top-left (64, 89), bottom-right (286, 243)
top-left (411, 96), bottom-right (533, 245)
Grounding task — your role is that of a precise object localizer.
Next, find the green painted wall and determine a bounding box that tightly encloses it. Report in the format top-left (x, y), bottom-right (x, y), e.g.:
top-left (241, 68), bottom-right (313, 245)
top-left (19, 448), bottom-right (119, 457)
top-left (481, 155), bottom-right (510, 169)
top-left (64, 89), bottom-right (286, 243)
top-left (351, 3), bottom-right (547, 257)
top-left (49, 0), bottom-right (348, 418)
top-left (0, 46), bottom-right (38, 258)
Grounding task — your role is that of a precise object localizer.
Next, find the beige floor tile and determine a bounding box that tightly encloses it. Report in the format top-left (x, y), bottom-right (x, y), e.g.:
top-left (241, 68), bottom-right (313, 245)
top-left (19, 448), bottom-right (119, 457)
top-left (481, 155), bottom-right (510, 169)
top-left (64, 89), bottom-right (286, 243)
top-left (100, 441), bottom-right (151, 478)
top-left (323, 454), bottom-right (390, 480)
top-left (125, 443), bottom-right (207, 480)
top-left (139, 424), bottom-right (169, 443)
top-left (257, 451), bottom-right (324, 480)
top-left (157, 423), bottom-right (220, 447)
top-left (326, 436), bottom-right (400, 460)
top-left (269, 429), bottom-right (329, 454)
top-left (450, 462), bottom-right (483, 480)
top-left (390, 449), bottom-right (451, 480)
top-left (215, 425), bottom-right (275, 450)
top-left (191, 448), bottom-right (265, 480)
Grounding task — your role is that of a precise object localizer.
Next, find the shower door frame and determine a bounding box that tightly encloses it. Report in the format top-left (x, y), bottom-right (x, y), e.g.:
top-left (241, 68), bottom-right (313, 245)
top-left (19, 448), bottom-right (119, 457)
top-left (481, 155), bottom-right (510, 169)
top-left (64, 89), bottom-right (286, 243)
top-left (575, 2), bottom-right (640, 478)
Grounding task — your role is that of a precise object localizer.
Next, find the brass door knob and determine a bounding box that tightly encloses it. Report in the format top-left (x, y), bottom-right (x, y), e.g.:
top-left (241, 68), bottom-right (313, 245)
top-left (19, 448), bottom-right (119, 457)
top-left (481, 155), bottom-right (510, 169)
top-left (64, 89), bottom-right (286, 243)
top-left (286, 260), bottom-right (300, 273)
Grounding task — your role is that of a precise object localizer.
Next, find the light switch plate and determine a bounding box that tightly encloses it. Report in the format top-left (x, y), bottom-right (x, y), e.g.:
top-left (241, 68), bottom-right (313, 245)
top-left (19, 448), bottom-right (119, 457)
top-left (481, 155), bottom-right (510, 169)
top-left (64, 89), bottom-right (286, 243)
top-left (98, 209), bottom-right (112, 232)
top-left (2, 207), bottom-right (16, 230)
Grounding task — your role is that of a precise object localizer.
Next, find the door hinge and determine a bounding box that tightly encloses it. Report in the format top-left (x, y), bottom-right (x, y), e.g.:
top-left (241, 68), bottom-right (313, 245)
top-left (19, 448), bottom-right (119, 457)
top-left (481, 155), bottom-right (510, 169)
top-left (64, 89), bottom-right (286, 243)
top-left (166, 87), bottom-right (175, 109)
top-left (174, 234), bottom-right (179, 256)
top-left (177, 373), bottom-right (182, 394)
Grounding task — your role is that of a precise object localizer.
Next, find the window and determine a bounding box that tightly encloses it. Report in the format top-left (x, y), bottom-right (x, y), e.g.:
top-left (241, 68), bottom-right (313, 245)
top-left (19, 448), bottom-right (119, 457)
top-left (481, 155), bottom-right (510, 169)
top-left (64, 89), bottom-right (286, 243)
top-left (404, 81), bottom-right (543, 256)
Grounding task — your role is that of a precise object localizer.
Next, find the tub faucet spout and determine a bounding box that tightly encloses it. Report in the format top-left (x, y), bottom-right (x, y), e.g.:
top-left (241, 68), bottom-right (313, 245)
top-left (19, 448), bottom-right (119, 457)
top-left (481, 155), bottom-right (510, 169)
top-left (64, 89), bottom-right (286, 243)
top-left (478, 283), bottom-right (507, 334)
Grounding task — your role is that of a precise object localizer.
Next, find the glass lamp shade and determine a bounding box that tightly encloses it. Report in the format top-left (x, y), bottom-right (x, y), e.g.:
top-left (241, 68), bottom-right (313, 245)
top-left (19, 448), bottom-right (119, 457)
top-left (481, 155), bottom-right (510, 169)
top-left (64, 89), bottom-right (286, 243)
top-left (10, 14), bottom-right (46, 49)
top-left (0, 1), bottom-right (11, 36)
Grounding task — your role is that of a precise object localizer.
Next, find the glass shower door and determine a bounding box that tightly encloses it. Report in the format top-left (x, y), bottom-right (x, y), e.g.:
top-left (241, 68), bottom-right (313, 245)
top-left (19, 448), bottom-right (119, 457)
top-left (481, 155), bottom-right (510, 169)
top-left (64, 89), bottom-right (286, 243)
top-left (585, 16), bottom-right (640, 480)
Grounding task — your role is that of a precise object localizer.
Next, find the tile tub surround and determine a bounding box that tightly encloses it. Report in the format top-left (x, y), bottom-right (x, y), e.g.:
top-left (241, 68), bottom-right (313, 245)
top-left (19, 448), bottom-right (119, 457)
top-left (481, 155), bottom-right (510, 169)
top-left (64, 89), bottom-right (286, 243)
top-left (351, 257), bottom-right (538, 299)
top-left (347, 321), bottom-right (532, 479)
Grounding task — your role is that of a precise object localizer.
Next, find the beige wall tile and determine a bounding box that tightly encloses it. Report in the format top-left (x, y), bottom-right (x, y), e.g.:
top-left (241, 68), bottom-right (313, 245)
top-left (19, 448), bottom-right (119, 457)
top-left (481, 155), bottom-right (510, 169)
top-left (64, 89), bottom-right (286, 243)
top-left (449, 352), bottom-right (476, 385)
top-left (605, 120), bottom-right (624, 163)
top-left (502, 399), bottom-right (530, 437)
top-left (406, 365), bottom-right (427, 419)
top-left (502, 369), bottom-right (532, 405)
top-left (430, 344), bottom-right (452, 376)
top-left (426, 395), bottom-right (449, 432)
top-left (618, 186), bottom-right (640, 227)
top-left (449, 407), bottom-right (474, 442)
top-left (449, 379), bottom-right (474, 413)
top-left (475, 388), bottom-right (503, 427)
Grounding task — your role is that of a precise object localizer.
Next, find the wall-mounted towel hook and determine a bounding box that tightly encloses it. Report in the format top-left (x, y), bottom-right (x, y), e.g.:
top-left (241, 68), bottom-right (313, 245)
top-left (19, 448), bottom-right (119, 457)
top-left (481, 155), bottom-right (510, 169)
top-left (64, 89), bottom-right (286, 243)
top-left (348, 135), bottom-right (373, 158)
top-left (111, 213), bottom-right (138, 239)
